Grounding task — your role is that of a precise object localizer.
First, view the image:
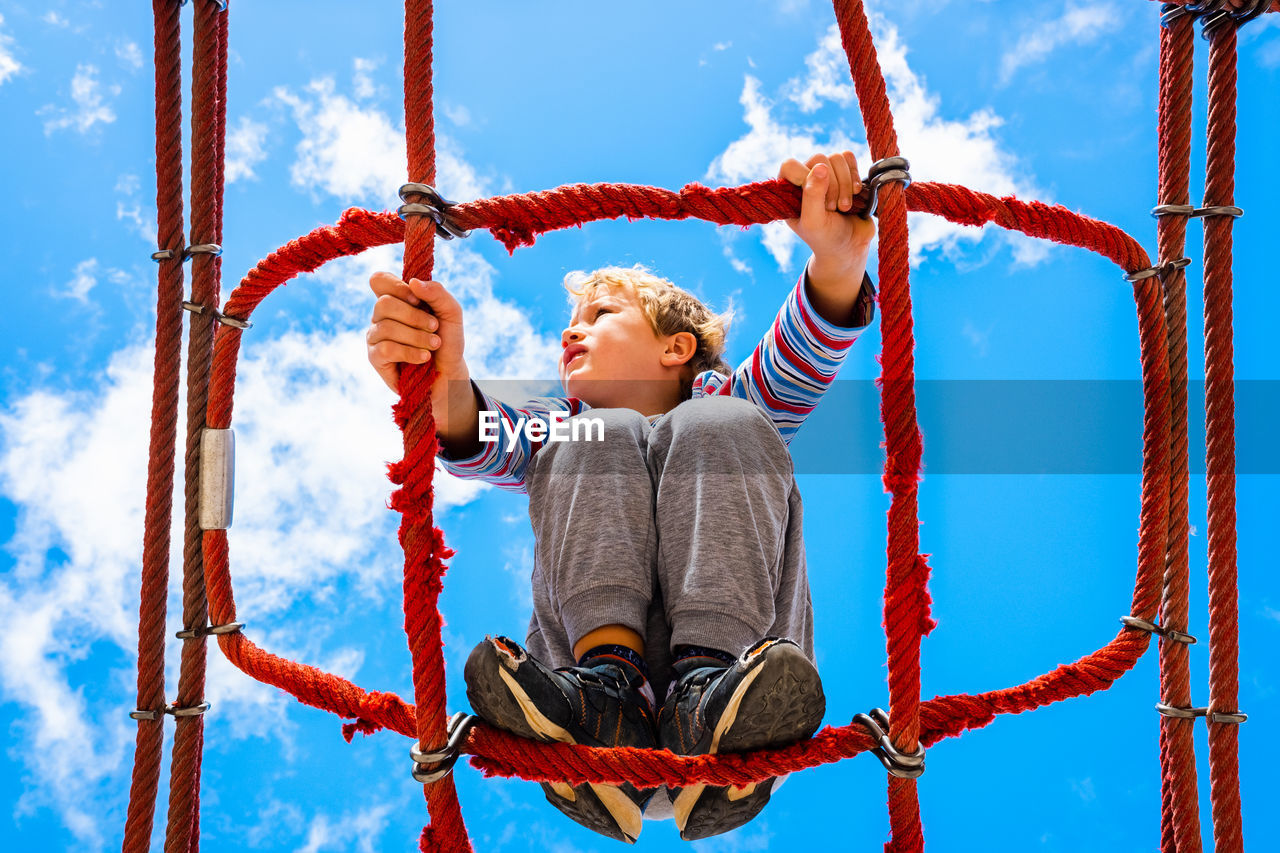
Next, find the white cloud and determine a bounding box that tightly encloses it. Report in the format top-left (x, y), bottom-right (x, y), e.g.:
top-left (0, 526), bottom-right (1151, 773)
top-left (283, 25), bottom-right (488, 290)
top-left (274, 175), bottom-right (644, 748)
top-left (1255, 17), bottom-right (1280, 69)
top-left (275, 78), bottom-right (405, 207)
top-left (115, 174), bottom-right (158, 245)
top-left (0, 210), bottom-right (569, 843)
top-left (443, 102), bottom-right (471, 127)
top-left (0, 325), bottom-right (470, 842)
top-left (115, 41), bottom-right (143, 71)
top-left (42, 11), bottom-right (69, 27)
top-left (274, 72), bottom-right (490, 209)
top-left (999, 4), bottom-right (1121, 85)
top-left (225, 116), bottom-right (270, 183)
top-left (0, 14), bottom-right (22, 85)
top-left (41, 64), bottom-right (119, 135)
top-left (961, 319), bottom-right (992, 357)
top-left (0, 78), bottom-right (571, 840)
top-left (708, 18), bottom-right (1047, 272)
top-left (352, 57), bottom-right (381, 100)
top-left (296, 802), bottom-right (395, 853)
top-left (501, 540), bottom-right (534, 609)
top-left (60, 259), bottom-right (99, 302)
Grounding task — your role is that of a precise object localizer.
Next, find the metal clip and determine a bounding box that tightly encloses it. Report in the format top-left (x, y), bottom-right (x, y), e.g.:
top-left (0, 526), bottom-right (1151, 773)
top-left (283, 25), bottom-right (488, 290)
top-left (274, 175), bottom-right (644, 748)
top-left (152, 249), bottom-right (180, 262)
top-left (862, 157), bottom-right (912, 219)
top-left (397, 183), bottom-right (470, 240)
top-left (1156, 703), bottom-right (1206, 720)
top-left (1150, 204), bottom-right (1195, 218)
top-left (1120, 615), bottom-right (1197, 645)
top-left (176, 622), bottom-right (244, 640)
top-left (199, 428), bottom-right (235, 530)
top-left (410, 712), bottom-right (478, 784)
top-left (183, 243), bottom-right (223, 260)
top-left (166, 702), bottom-right (211, 718)
top-left (1209, 710), bottom-right (1248, 724)
top-left (1155, 703), bottom-right (1246, 724)
top-left (1192, 205), bottom-right (1244, 219)
top-left (1201, 0), bottom-right (1268, 37)
top-left (182, 301), bottom-right (252, 330)
top-left (130, 709), bottom-right (161, 721)
top-left (853, 708), bottom-right (925, 779)
top-left (1123, 256), bottom-right (1191, 283)
top-left (1160, 2), bottom-right (1193, 28)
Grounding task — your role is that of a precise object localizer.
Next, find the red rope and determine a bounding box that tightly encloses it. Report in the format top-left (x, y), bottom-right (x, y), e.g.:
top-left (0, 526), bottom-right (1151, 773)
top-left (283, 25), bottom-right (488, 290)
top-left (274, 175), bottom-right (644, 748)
top-left (830, 1), bottom-right (925, 849)
top-left (1203, 23), bottom-right (1244, 853)
top-left (122, 3), bottom-right (184, 850)
top-left (398, 1), bottom-right (472, 850)
top-left (197, 158), bottom-right (1172, 789)
top-left (120, 0), bottom-right (1255, 848)
top-left (163, 4), bottom-right (227, 852)
top-left (1155, 13), bottom-right (1202, 853)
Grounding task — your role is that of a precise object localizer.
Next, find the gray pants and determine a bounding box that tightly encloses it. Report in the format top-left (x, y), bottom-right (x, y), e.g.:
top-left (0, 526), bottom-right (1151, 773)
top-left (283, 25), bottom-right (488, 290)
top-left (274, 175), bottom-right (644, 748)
top-left (523, 394), bottom-right (814, 700)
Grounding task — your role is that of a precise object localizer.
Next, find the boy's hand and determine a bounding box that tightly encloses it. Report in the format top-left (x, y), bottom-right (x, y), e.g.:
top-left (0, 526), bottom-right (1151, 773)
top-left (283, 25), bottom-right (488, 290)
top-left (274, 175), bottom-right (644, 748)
top-left (778, 152), bottom-right (877, 277)
top-left (366, 272), bottom-right (467, 395)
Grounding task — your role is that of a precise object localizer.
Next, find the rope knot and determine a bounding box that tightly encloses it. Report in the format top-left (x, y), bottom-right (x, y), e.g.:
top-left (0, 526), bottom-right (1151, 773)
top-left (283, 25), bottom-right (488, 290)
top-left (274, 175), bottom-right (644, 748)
top-left (341, 690), bottom-right (405, 742)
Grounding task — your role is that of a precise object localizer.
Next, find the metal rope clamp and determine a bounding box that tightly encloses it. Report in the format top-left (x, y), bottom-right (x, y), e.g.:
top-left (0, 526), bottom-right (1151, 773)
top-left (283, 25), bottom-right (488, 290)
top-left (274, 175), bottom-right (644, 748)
top-left (398, 183), bottom-right (470, 240)
top-left (1150, 204), bottom-right (1196, 219)
top-left (1156, 703), bottom-right (1247, 724)
top-left (861, 157), bottom-right (912, 219)
top-left (1160, 2), bottom-right (1195, 28)
top-left (853, 707), bottom-right (925, 779)
top-left (1120, 615), bottom-right (1197, 645)
top-left (1123, 256), bottom-right (1191, 283)
top-left (1201, 0), bottom-right (1271, 38)
top-left (176, 621), bottom-right (245, 640)
top-left (182, 300), bottom-right (253, 330)
top-left (1192, 204), bottom-right (1244, 219)
top-left (410, 711), bottom-right (478, 784)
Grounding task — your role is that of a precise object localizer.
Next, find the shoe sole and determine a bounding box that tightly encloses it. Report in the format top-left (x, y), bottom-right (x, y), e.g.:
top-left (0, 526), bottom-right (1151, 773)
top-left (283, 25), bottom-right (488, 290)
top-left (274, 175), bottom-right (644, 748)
top-left (672, 640), bottom-right (825, 840)
top-left (464, 639), bottom-right (646, 844)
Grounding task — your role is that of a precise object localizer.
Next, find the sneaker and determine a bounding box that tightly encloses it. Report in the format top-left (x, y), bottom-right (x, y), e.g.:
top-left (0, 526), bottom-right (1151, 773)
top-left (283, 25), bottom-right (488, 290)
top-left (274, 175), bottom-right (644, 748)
top-left (463, 636), bottom-right (658, 843)
top-left (658, 637), bottom-right (825, 840)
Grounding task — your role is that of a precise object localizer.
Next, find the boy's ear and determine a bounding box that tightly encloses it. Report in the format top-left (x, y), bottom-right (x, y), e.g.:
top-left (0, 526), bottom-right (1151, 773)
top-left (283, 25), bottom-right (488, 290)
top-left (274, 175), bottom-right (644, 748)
top-left (663, 331), bottom-right (697, 367)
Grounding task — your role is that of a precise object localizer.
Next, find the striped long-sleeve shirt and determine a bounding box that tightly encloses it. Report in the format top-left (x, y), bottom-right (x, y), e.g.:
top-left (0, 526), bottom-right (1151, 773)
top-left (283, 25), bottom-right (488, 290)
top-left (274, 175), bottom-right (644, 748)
top-left (438, 269), bottom-right (872, 494)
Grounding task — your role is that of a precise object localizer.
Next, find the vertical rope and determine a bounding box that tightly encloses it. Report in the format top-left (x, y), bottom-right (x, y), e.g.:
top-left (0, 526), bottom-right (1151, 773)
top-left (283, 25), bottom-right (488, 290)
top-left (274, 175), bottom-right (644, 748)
top-left (122, 2), bottom-right (185, 850)
top-left (832, 2), bottom-right (926, 850)
top-left (163, 2), bottom-right (227, 850)
top-left (1202, 21), bottom-right (1243, 853)
top-left (399, 0), bottom-right (470, 850)
top-left (1154, 13), bottom-right (1202, 853)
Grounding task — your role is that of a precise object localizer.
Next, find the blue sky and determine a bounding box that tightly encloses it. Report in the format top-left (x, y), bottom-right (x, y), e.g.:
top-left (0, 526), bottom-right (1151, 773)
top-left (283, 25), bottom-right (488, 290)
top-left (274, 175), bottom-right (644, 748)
top-left (1, 1), bottom-right (1277, 851)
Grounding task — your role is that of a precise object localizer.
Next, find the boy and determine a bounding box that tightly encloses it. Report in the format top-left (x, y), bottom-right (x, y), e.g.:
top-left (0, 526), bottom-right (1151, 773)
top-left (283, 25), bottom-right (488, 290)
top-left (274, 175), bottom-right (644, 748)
top-left (366, 153), bottom-right (877, 842)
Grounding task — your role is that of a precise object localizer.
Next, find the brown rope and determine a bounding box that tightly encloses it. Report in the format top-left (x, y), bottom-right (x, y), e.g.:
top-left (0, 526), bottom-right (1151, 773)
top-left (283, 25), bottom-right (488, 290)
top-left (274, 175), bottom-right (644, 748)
top-left (163, 3), bottom-right (228, 851)
top-left (1154, 12), bottom-right (1202, 853)
top-left (122, 2), bottom-right (185, 850)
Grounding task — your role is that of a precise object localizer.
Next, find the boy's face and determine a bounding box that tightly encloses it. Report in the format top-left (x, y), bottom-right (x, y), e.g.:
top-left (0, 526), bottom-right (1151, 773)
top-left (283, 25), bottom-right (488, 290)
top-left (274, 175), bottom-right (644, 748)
top-left (559, 285), bottom-right (684, 408)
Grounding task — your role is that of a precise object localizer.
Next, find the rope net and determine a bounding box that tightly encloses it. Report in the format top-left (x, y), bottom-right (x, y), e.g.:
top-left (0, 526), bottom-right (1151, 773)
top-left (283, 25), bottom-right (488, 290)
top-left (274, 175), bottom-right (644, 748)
top-left (125, 0), bottom-right (1262, 850)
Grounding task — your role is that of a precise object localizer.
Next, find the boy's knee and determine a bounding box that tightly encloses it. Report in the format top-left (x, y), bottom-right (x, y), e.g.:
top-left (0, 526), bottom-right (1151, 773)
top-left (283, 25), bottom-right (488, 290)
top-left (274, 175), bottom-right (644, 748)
top-left (657, 395), bottom-right (782, 449)
top-left (537, 406), bottom-right (648, 465)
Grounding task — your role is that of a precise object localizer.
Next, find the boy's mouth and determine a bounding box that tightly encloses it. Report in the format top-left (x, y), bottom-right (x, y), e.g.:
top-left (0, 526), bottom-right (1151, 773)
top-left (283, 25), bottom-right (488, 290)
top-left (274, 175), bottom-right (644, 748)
top-left (562, 344), bottom-right (587, 369)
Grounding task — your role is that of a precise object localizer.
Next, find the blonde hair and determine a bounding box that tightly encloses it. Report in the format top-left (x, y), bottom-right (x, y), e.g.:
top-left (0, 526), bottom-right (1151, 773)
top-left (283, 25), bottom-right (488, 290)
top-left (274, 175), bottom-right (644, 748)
top-left (563, 265), bottom-right (734, 400)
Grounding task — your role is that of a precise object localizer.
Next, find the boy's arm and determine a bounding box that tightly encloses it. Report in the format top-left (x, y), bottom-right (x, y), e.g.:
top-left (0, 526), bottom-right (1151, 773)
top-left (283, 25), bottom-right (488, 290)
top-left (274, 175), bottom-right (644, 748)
top-left (711, 267), bottom-right (872, 444)
top-left (435, 382), bottom-right (589, 495)
top-left (368, 273), bottom-right (480, 456)
top-left (368, 272), bottom-right (579, 492)
top-left (702, 152), bottom-right (877, 443)
top-left (779, 151), bottom-right (877, 328)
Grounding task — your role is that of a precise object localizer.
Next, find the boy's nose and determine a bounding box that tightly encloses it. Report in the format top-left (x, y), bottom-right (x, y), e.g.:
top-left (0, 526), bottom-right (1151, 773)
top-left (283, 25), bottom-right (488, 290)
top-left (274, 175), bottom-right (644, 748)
top-left (562, 329), bottom-right (584, 345)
